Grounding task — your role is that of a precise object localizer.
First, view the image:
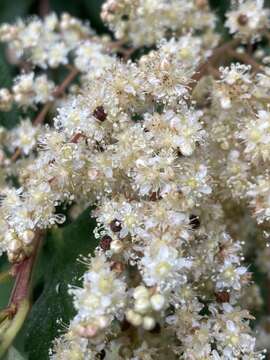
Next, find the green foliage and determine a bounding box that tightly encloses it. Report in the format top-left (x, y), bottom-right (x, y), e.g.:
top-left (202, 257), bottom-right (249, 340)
top-left (0, 46), bottom-right (19, 129)
top-left (0, 0), bottom-right (36, 129)
top-left (0, 257), bottom-right (14, 310)
top-left (4, 347), bottom-right (26, 360)
top-left (0, 208), bottom-right (97, 360)
top-left (83, 0), bottom-right (108, 33)
top-left (0, 208), bottom-right (98, 359)
top-left (19, 208), bottom-right (98, 360)
top-left (209, 0), bottom-right (230, 20)
top-left (0, 0), bottom-right (35, 23)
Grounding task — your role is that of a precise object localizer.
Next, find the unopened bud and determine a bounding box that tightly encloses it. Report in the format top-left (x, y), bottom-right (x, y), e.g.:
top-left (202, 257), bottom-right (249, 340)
top-left (150, 294), bottom-right (165, 311)
top-left (21, 229), bottom-right (35, 245)
top-left (110, 240), bottom-right (124, 253)
top-left (8, 239), bottom-right (21, 253)
top-left (126, 309), bottom-right (142, 326)
top-left (143, 316), bottom-right (156, 331)
top-left (134, 297), bottom-right (151, 314)
top-left (133, 285), bottom-right (149, 300)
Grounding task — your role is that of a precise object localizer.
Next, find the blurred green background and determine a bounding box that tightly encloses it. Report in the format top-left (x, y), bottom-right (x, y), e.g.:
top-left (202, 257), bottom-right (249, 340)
top-left (0, 0), bottom-right (232, 32)
top-left (0, 0), bottom-right (106, 31)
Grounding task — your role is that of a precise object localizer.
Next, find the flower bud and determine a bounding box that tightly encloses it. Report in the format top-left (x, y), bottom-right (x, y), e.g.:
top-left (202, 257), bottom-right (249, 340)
top-left (133, 285), bottom-right (149, 300)
top-left (126, 309), bottom-right (142, 327)
top-left (150, 294), bottom-right (165, 311)
top-left (110, 240), bottom-right (124, 253)
top-left (143, 316), bottom-right (156, 331)
top-left (8, 239), bottom-right (21, 253)
top-left (21, 229), bottom-right (35, 245)
top-left (134, 297), bottom-right (151, 314)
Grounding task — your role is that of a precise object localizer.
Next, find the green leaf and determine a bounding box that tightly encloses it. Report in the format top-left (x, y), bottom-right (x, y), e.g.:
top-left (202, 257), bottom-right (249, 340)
top-left (3, 346), bottom-right (26, 360)
top-left (0, 0), bottom-right (34, 23)
top-left (0, 256), bottom-right (14, 310)
top-left (83, 0), bottom-right (108, 34)
top-left (0, 47), bottom-right (13, 89)
top-left (0, 46), bottom-right (20, 129)
top-left (209, 0), bottom-right (230, 20)
top-left (21, 208), bottom-right (98, 360)
top-left (0, 0), bottom-right (40, 131)
top-left (50, 0), bottom-right (108, 34)
top-left (50, 0), bottom-right (84, 17)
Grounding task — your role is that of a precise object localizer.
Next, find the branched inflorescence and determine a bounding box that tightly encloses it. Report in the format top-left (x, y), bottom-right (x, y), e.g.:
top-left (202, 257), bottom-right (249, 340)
top-left (0, 0), bottom-right (270, 359)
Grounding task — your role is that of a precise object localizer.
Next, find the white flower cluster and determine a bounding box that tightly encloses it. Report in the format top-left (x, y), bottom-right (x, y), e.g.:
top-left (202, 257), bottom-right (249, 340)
top-left (101, 0), bottom-right (217, 47)
top-left (1, 0), bottom-right (270, 359)
top-left (209, 63), bottom-right (270, 225)
top-left (70, 254), bottom-right (127, 338)
top-left (0, 13), bottom-right (114, 112)
top-left (0, 13), bottom-right (92, 68)
top-left (225, 0), bottom-right (270, 42)
top-left (0, 72), bottom-right (55, 110)
top-left (8, 119), bottom-right (41, 155)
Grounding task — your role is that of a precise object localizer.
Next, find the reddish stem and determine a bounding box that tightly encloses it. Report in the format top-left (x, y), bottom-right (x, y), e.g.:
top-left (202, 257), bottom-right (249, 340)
top-left (8, 232), bottom-right (43, 310)
top-left (53, 67), bottom-right (79, 98)
top-left (39, 0), bottom-right (50, 17)
top-left (10, 148), bottom-right (22, 162)
top-left (190, 38), bottom-right (241, 89)
top-left (33, 102), bottom-right (52, 126)
top-left (227, 49), bottom-right (263, 72)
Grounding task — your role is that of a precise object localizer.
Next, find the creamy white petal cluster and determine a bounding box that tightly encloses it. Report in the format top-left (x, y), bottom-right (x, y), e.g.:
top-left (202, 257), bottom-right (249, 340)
top-left (225, 0), bottom-right (270, 41)
top-left (0, 0), bottom-right (270, 359)
top-left (101, 0), bottom-right (216, 47)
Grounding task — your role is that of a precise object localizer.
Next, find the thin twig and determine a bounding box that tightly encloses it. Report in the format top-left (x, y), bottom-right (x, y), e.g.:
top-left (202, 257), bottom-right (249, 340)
top-left (106, 39), bottom-right (127, 51)
top-left (247, 41), bottom-right (253, 55)
top-left (227, 49), bottom-right (264, 73)
top-left (39, 0), bottom-right (50, 17)
top-left (0, 231), bottom-right (43, 356)
top-left (207, 65), bottom-right (220, 79)
top-left (8, 231), bottom-right (43, 309)
top-left (0, 300), bottom-right (30, 358)
top-left (122, 47), bottom-right (137, 61)
top-left (34, 67), bottom-right (79, 125)
top-left (190, 38), bottom-right (241, 89)
top-left (53, 67), bottom-right (79, 97)
top-left (33, 102), bottom-right (52, 126)
top-left (10, 148), bottom-right (21, 162)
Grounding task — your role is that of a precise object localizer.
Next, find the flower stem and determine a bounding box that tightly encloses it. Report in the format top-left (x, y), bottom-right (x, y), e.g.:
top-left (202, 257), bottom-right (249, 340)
top-left (0, 231), bottom-right (43, 356)
top-left (0, 299), bottom-right (30, 358)
top-left (190, 38), bottom-right (241, 88)
top-left (227, 48), bottom-right (263, 72)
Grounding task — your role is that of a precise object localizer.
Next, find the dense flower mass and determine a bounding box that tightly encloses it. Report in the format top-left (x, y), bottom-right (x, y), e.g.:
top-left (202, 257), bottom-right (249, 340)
top-left (1, 0), bottom-right (270, 359)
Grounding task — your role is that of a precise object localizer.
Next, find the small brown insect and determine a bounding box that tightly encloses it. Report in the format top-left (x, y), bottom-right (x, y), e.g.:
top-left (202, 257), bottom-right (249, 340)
top-left (215, 291), bottom-right (230, 303)
top-left (93, 106), bottom-right (107, 122)
top-left (149, 191), bottom-right (162, 201)
top-left (237, 14), bottom-right (249, 26)
top-left (110, 219), bottom-right (122, 232)
top-left (100, 235), bottom-right (112, 250)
